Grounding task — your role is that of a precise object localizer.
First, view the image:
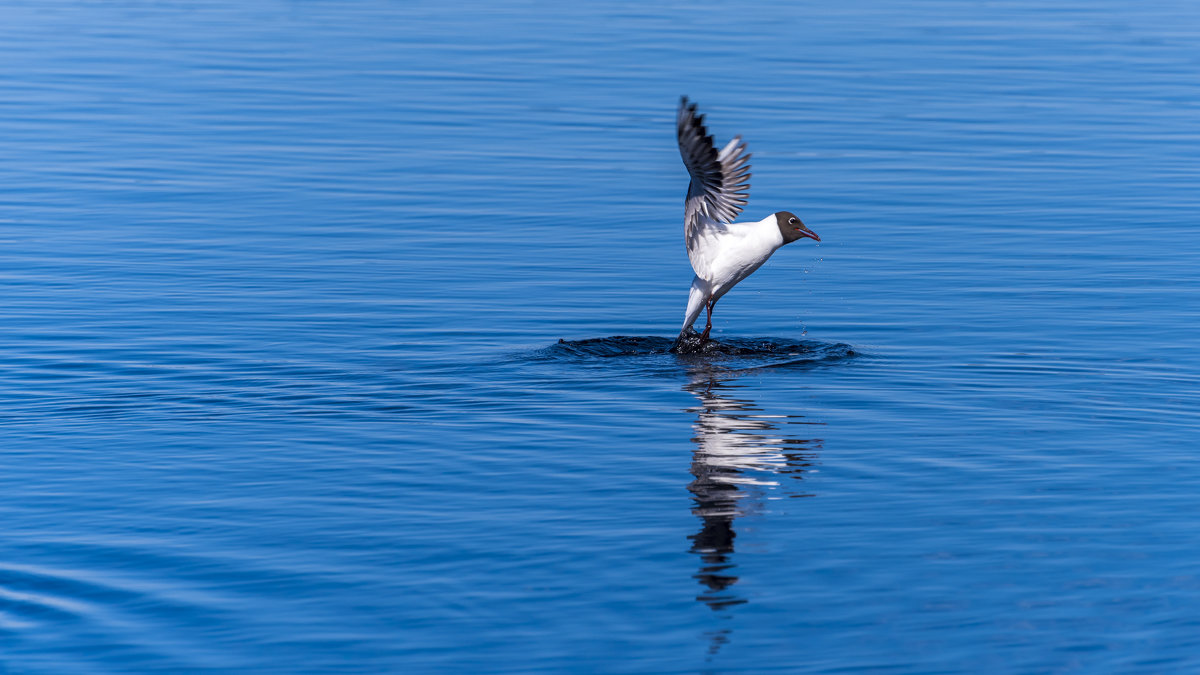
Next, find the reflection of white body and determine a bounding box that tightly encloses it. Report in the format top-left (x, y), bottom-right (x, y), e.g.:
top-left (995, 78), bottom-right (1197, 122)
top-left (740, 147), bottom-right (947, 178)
top-left (682, 215), bottom-right (786, 335)
top-left (689, 376), bottom-right (792, 487)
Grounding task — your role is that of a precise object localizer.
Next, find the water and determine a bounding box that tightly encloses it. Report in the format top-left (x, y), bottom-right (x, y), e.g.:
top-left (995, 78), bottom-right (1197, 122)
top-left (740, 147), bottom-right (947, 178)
top-left (2, 0), bottom-right (1199, 671)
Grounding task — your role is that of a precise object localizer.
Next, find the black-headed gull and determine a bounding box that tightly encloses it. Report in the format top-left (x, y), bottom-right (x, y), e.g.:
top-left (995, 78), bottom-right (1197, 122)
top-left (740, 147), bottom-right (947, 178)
top-left (675, 97), bottom-right (819, 345)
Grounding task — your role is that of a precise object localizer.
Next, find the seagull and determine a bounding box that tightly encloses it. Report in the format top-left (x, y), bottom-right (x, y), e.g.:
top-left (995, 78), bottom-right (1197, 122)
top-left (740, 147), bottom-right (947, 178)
top-left (674, 96), bottom-right (820, 347)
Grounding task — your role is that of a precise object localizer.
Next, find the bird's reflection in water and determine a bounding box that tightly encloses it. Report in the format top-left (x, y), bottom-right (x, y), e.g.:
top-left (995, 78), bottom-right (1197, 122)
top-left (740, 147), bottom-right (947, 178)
top-left (684, 367), bottom-right (822, 641)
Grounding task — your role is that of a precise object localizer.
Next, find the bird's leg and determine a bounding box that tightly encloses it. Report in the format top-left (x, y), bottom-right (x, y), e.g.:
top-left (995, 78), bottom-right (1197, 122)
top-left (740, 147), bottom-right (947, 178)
top-left (700, 296), bottom-right (715, 342)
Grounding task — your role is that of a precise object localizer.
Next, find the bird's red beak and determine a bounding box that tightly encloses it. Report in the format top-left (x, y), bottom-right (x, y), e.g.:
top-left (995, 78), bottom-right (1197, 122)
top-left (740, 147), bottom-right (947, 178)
top-left (795, 227), bottom-right (820, 242)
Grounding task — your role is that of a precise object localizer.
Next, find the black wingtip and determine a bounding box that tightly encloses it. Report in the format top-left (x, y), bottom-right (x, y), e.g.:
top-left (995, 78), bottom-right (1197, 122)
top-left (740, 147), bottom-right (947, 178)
top-left (682, 97), bottom-right (700, 119)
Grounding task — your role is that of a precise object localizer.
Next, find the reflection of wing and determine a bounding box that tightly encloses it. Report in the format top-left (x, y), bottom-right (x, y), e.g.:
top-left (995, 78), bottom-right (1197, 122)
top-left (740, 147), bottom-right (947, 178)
top-left (678, 97), bottom-right (752, 277)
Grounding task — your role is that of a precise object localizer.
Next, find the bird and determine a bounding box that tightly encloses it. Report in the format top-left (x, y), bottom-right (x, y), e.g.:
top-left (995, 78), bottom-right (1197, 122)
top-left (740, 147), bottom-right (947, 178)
top-left (674, 96), bottom-right (820, 348)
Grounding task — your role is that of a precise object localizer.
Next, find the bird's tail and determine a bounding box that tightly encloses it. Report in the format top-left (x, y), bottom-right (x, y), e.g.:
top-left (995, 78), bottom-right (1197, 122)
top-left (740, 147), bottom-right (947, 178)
top-left (680, 277), bottom-right (709, 336)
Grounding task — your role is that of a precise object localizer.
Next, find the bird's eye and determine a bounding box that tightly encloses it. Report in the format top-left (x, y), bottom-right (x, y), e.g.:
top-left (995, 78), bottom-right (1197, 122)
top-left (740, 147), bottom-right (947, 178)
top-left (789, 218), bottom-right (797, 224)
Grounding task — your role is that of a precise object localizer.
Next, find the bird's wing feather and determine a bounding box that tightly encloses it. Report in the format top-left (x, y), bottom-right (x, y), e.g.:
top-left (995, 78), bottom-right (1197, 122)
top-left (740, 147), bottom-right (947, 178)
top-left (677, 97), bottom-right (751, 278)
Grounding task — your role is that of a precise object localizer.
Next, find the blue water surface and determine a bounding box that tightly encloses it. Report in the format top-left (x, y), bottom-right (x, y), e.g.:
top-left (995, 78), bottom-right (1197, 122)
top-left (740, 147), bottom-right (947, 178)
top-left (2, 0), bottom-right (1199, 672)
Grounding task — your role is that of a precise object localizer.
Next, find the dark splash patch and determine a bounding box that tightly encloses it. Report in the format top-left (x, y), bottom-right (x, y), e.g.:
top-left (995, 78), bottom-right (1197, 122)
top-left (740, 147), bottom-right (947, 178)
top-left (550, 335), bottom-right (675, 358)
top-left (538, 335), bottom-right (858, 373)
top-left (670, 329), bottom-right (823, 356)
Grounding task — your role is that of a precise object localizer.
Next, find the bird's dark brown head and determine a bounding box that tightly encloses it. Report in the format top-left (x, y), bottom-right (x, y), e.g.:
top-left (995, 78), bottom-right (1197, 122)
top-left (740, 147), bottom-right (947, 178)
top-left (775, 211), bottom-right (820, 244)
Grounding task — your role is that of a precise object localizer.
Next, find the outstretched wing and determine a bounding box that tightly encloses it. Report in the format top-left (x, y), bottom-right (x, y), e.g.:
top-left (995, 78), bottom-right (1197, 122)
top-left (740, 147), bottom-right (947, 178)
top-left (677, 96), bottom-right (752, 257)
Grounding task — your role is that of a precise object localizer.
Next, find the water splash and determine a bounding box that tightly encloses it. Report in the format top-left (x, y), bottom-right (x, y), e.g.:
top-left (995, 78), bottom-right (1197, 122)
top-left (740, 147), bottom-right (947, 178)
top-left (540, 335), bottom-right (858, 374)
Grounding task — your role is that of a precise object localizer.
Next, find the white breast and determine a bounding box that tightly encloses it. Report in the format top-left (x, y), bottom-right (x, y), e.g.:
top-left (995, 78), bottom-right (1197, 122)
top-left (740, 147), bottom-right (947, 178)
top-left (703, 215), bottom-right (785, 298)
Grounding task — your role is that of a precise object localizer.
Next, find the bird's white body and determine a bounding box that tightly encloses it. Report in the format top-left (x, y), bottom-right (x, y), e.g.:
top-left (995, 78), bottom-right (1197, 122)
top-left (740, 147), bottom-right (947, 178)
top-left (681, 214), bottom-right (786, 333)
